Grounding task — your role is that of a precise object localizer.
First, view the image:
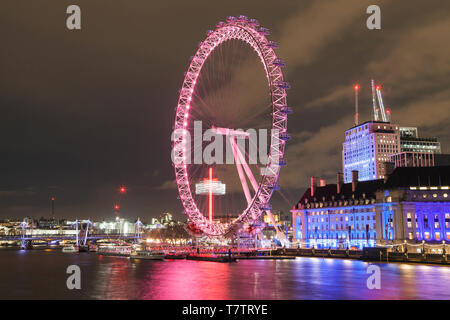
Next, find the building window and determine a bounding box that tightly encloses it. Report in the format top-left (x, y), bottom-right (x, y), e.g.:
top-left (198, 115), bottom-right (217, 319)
top-left (407, 213), bottom-right (412, 228)
top-left (408, 232), bottom-right (414, 240)
top-left (447, 233), bottom-right (450, 240)
top-left (425, 232), bottom-right (430, 240)
top-left (436, 232), bottom-right (441, 241)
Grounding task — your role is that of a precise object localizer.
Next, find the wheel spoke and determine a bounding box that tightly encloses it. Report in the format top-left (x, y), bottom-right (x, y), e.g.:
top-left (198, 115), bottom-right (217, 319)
top-left (230, 136), bottom-right (252, 205)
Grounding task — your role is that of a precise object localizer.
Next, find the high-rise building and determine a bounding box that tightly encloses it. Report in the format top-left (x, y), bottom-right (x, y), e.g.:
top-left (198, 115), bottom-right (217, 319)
top-left (399, 126), bottom-right (441, 154)
top-left (342, 121), bottom-right (400, 183)
top-left (399, 127), bottom-right (418, 138)
top-left (343, 81), bottom-right (443, 179)
top-left (388, 127), bottom-right (442, 168)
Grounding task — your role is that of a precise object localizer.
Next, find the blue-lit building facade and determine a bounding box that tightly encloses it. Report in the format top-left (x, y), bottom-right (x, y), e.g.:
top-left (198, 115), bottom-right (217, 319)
top-left (292, 166), bottom-right (450, 249)
top-left (292, 173), bottom-right (382, 249)
top-left (378, 166), bottom-right (450, 244)
top-left (342, 121), bottom-right (400, 183)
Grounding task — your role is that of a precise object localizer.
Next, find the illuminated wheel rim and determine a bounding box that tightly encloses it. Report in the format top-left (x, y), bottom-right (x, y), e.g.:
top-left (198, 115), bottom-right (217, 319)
top-left (173, 16), bottom-right (289, 236)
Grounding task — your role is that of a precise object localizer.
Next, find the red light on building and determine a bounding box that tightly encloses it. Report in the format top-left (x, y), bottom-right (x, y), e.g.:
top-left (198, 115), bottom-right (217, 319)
top-left (376, 85), bottom-right (381, 90)
top-left (114, 204), bottom-right (120, 210)
top-left (119, 186), bottom-right (127, 193)
top-left (353, 84), bottom-right (360, 91)
top-left (51, 197), bottom-right (55, 201)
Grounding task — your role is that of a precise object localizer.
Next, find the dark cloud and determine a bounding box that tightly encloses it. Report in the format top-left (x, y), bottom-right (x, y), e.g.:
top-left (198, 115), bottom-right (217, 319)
top-left (278, 0), bottom-right (450, 196)
top-left (1, 0), bottom-right (449, 221)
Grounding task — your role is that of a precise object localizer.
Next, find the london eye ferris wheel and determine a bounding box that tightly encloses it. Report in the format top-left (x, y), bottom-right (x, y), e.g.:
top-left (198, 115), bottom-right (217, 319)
top-left (172, 16), bottom-right (291, 238)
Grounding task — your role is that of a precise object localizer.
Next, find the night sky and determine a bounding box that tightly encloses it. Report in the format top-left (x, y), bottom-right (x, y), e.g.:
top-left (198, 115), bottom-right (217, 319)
top-left (1, 1), bottom-right (449, 221)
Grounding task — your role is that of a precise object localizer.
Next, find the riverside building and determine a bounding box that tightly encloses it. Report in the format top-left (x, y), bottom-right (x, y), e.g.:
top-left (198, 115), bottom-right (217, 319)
top-left (291, 166), bottom-right (450, 249)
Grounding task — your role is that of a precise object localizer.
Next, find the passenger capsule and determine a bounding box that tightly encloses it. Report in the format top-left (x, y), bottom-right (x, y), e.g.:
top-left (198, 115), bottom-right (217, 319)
top-left (266, 41), bottom-right (279, 49)
top-left (279, 106), bottom-right (293, 114)
top-left (277, 81), bottom-right (290, 89)
top-left (258, 27), bottom-right (270, 36)
top-left (260, 203), bottom-right (272, 211)
top-left (268, 184), bottom-right (281, 191)
top-left (248, 19), bottom-right (260, 27)
top-left (279, 132), bottom-right (291, 141)
top-left (272, 58), bottom-right (286, 67)
top-left (238, 15), bottom-right (248, 22)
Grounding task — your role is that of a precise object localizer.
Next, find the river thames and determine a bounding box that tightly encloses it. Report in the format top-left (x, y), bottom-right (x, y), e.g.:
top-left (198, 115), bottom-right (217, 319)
top-left (1, 248), bottom-right (450, 300)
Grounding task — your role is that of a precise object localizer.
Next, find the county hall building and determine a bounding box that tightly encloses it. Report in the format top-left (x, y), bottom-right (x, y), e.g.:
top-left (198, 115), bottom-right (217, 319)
top-left (291, 166), bottom-right (450, 249)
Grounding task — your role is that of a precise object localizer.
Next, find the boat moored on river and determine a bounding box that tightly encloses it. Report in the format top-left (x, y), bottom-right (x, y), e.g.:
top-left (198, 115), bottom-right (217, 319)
top-left (62, 245), bottom-right (79, 253)
top-left (98, 244), bottom-right (132, 257)
top-left (130, 250), bottom-right (165, 260)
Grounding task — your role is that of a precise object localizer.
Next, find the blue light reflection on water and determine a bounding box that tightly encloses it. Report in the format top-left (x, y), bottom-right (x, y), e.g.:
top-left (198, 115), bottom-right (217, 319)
top-left (1, 249), bottom-right (450, 300)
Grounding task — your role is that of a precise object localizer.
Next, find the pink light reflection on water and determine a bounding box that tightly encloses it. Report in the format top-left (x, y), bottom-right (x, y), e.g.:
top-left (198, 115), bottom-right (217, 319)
top-left (138, 260), bottom-right (233, 300)
top-left (3, 249), bottom-right (450, 299)
top-left (90, 257), bottom-right (450, 300)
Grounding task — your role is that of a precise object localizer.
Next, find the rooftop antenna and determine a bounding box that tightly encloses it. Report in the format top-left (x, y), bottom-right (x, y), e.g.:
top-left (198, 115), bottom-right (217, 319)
top-left (51, 196), bottom-right (55, 218)
top-left (371, 79), bottom-right (379, 121)
top-left (353, 84), bottom-right (360, 126)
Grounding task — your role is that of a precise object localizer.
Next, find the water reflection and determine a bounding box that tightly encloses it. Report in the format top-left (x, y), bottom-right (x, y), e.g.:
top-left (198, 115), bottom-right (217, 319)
top-left (1, 249), bottom-right (450, 299)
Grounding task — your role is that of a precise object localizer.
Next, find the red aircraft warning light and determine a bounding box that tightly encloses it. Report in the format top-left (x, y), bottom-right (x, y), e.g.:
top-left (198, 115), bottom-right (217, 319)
top-left (114, 204), bottom-right (120, 211)
top-left (119, 186), bottom-right (127, 193)
top-left (353, 84), bottom-right (360, 91)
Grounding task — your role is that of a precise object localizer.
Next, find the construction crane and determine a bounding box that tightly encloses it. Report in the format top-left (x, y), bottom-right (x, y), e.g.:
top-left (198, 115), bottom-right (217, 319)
top-left (371, 79), bottom-right (379, 121)
top-left (371, 79), bottom-right (390, 122)
top-left (376, 85), bottom-right (388, 122)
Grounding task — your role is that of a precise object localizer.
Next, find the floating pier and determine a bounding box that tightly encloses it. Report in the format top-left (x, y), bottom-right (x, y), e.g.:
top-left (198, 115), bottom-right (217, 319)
top-left (236, 255), bottom-right (296, 260)
top-left (187, 254), bottom-right (236, 262)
